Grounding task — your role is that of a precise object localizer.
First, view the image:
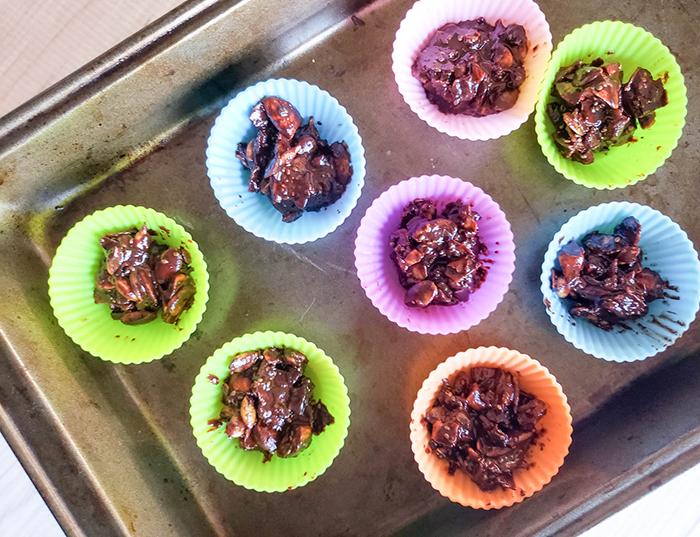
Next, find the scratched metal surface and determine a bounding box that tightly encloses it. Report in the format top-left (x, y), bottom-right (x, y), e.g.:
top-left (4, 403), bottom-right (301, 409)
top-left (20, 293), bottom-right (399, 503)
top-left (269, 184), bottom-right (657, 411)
top-left (0, 0), bottom-right (699, 535)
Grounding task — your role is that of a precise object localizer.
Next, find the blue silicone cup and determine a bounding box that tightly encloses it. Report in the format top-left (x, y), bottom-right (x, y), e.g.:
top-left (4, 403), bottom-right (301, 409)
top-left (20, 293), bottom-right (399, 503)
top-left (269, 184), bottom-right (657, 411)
top-left (540, 202), bottom-right (700, 362)
top-left (206, 78), bottom-right (366, 244)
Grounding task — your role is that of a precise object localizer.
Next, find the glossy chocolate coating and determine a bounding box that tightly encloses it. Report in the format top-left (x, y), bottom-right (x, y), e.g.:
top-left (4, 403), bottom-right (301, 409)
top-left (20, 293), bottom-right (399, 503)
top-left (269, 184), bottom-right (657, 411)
top-left (212, 346), bottom-right (334, 461)
top-left (547, 59), bottom-right (668, 164)
top-left (425, 367), bottom-right (546, 491)
top-left (236, 97), bottom-right (353, 222)
top-left (94, 224), bottom-right (196, 325)
top-left (390, 199), bottom-right (486, 308)
top-left (551, 216), bottom-right (668, 330)
top-left (412, 18), bottom-right (528, 117)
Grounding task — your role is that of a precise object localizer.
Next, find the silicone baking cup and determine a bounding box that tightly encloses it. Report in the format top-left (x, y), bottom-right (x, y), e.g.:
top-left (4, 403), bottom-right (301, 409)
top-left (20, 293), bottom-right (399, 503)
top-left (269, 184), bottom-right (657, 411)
top-left (354, 175), bottom-right (515, 335)
top-left (534, 21), bottom-right (687, 189)
top-left (410, 347), bottom-right (572, 509)
top-left (48, 205), bottom-right (210, 364)
top-left (206, 78), bottom-right (366, 244)
top-left (540, 202), bottom-right (700, 362)
top-left (392, 0), bottom-right (552, 140)
top-left (190, 331), bottom-right (351, 492)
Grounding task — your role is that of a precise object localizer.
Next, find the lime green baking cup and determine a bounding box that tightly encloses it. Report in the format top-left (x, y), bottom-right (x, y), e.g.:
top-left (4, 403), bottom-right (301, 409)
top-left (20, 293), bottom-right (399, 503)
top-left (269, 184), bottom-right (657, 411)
top-left (48, 205), bottom-right (210, 364)
top-left (189, 331), bottom-right (351, 492)
top-left (534, 21), bottom-right (687, 189)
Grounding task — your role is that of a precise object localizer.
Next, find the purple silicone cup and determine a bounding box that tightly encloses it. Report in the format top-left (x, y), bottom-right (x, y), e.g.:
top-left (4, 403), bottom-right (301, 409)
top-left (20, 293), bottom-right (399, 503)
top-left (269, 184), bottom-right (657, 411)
top-left (354, 175), bottom-right (516, 335)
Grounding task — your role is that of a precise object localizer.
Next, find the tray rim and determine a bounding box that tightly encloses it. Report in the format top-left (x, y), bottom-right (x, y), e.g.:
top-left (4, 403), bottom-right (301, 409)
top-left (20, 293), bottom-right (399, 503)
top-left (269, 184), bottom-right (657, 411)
top-left (0, 0), bottom-right (224, 151)
top-left (0, 0), bottom-right (699, 535)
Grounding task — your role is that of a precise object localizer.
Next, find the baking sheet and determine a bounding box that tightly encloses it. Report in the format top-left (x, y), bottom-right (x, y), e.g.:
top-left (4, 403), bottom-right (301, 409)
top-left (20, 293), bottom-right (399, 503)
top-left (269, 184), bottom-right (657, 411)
top-left (0, 0), bottom-right (699, 535)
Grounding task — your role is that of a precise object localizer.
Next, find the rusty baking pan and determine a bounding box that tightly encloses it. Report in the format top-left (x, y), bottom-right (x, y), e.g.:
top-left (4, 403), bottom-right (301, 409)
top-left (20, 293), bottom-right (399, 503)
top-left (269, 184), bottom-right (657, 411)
top-left (1, 0), bottom-right (699, 535)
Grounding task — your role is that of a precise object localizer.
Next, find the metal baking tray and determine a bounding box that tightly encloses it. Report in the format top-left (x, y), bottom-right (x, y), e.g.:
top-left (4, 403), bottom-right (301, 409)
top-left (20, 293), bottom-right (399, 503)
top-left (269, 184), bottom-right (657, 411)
top-left (0, 0), bottom-right (698, 535)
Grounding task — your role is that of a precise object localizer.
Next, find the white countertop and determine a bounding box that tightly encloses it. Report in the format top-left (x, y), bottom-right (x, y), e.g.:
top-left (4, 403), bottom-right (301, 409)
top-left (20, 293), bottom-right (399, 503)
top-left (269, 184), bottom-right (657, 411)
top-left (0, 434), bottom-right (63, 537)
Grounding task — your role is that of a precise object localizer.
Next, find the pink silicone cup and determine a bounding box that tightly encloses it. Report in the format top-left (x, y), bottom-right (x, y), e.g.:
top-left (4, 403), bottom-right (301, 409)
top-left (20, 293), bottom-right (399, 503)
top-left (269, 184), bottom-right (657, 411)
top-left (392, 0), bottom-right (553, 140)
top-left (354, 175), bottom-right (516, 334)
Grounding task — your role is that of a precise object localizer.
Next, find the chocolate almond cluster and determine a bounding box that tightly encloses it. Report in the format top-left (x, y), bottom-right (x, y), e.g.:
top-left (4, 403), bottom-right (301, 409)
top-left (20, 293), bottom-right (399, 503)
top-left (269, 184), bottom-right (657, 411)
top-left (94, 224), bottom-right (196, 325)
top-left (236, 96), bottom-right (353, 222)
top-left (412, 18), bottom-right (529, 117)
top-left (425, 367), bottom-right (547, 491)
top-left (210, 346), bottom-right (334, 461)
top-left (547, 59), bottom-right (668, 163)
top-left (551, 216), bottom-right (668, 330)
top-left (390, 199), bottom-right (487, 308)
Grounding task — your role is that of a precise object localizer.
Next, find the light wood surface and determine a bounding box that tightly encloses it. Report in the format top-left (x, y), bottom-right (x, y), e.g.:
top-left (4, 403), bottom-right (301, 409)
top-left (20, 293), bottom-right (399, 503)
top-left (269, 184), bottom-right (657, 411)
top-left (0, 0), bottom-right (182, 117)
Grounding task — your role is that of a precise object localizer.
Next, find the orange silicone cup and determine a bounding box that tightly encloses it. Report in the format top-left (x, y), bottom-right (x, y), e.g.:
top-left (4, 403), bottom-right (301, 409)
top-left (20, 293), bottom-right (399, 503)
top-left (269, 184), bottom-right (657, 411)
top-left (410, 347), bottom-right (573, 509)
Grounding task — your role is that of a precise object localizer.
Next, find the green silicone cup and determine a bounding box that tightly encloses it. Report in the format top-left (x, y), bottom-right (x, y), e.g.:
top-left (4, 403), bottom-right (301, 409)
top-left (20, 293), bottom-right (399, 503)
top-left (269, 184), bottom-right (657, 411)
top-left (48, 205), bottom-right (210, 364)
top-left (189, 331), bottom-right (351, 492)
top-left (534, 21), bottom-right (687, 189)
